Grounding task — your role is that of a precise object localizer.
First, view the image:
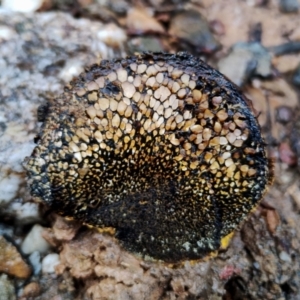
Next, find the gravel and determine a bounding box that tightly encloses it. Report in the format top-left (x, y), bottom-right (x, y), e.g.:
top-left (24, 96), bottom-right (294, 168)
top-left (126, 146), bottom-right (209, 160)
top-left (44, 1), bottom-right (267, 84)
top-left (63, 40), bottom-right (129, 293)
top-left (21, 224), bottom-right (51, 255)
top-left (42, 253), bottom-right (60, 273)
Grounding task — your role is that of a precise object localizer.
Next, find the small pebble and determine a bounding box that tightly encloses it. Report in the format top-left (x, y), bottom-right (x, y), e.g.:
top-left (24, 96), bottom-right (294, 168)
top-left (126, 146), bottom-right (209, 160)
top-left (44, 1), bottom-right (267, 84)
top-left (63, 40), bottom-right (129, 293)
top-left (276, 106), bottom-right (293, 124)
top-left (279, 251), bottom-right (292, 263)
top-left (253, 261), bottom-right (260, 269)
top-left (21, 224), bottom-right (51, 255)
top-left (28, 251), bottom-right (42, 275)
top-left (42, 253), bottom-right (60, 273)
top-left (22, 282), bottom-right (41, 298)
top-left (97, 23), bottom-right (127, 48)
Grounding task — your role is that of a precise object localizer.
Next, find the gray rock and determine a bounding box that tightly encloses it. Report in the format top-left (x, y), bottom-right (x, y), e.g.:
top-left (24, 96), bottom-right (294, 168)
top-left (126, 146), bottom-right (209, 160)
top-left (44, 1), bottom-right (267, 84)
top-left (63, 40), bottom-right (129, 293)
top-left (218, 42), bottom-right (272, 86)
top-left (169, 10), bottom-right (220, 53)
top-left (0, 10), bottom-right (122, 224)
top-left (28, 251), bottom-right (42, 275)
top-left (279, 0), bottom-right (299, 13)
top-left (128, 37), bottom-right (164, 54)
top-left (0, 223), bottom-right (14, 238)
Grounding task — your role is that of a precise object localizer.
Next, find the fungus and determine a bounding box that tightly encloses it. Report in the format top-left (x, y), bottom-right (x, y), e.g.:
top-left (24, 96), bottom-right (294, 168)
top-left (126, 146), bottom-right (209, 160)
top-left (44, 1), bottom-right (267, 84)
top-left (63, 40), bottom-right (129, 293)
top-left (24, 52), bottom-right (272, 263)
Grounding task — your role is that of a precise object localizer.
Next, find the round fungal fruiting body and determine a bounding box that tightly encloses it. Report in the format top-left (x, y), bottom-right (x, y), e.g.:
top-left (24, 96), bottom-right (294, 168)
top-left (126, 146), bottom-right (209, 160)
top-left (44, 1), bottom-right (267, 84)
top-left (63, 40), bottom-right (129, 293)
top-left (24, 52), bottom-right (271, 263)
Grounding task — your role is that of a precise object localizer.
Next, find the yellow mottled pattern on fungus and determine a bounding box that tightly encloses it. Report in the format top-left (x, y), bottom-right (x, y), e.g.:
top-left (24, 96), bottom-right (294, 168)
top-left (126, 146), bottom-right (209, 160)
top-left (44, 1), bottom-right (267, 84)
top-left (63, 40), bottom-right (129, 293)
top-left (24, 52), bottom-right (271, 262)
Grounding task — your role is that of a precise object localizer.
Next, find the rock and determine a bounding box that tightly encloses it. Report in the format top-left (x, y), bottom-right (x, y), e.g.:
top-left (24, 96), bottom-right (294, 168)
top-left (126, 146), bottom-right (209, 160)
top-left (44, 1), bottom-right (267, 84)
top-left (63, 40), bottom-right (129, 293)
top-left (107, 0), bottom-right (130, 15)
top-left (52, 216), bottom-right (81, 241)
top-left (0, 10), bottom-right (121, 226)
top-left (279, 0), bottom-right (299, 13)
top-left (218, 42), bottom-right (271, 86)
top-left (276, 106), bottom-right (294, 124)
top-left (279, 251), bottom-right (292, 263)
top-left (128, 37), bottom-right (164, 54)
top-left (126, 7), bottom-right (165, 35)
top-left (269, 41), bottom-right (300, 56)
top-left (0, 236), bottom-right (31, 279)
top-left (58, 59), bottom-right (87, 84)
top-left (293, 63), bottom-right (300, 87)
top-left (169, 10), bottom-right (219, 53)
top-left (59, 230), bottom-right (230, 299)
top-left (97, 23), bottom-right (127, 48)
top-left (0, 24), bottom-right (16, 41)
top-left (1, 0), bottom-right (45, 12)
top-left (240, 211), bottom-right (297, 299)
top-left (219, 265), bottom-right (241, 280)
top-left (42, 253), bottom-right (60, 273)
top-left (0, 274), bottom-right (16, 300)
top-left (19, 273), bottom-right (75, 299)
top-left (260, 79), bottom-right (298, 107)
top-left (21, 282), bottom-right (41, 298)
top-left (0, 224), bottom-right (14, 238)
top-left (263, 208), bottom-right (280, 234)
top-left (209, 19), bottom-right (226, 36)
top-left (0, 173), bottom-right (22, 208)
top-left (279, 143), bottom-right (297, 166)
top-left (28, 251), bottom-right (42, 275)
top-left (59, 233), bottom-right (98, 279)
top-left (21, 224), bottom-right (51, 255)
top-left (8, 201), bottom-right (40, 225)
top-left (272, 54), bottom-right (300, 73)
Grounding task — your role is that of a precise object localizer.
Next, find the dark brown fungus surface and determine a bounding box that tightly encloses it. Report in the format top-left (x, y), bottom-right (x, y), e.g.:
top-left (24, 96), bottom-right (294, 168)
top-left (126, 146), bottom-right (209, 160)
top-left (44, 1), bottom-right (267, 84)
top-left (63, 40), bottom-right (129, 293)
top-left (24, 52), bottom-right (272, 263)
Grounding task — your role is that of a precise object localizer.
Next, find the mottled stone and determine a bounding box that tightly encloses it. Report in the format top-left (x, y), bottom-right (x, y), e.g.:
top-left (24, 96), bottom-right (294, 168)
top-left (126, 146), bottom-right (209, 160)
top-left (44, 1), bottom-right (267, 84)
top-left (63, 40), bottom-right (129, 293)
top-left (0, 236), bottom-right (31, 279)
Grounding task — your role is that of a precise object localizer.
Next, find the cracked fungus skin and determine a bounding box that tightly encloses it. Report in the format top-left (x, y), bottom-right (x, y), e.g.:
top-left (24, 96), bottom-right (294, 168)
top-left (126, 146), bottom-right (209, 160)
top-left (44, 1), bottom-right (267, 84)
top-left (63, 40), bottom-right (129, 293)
top-left (24, 52), bottom-right (271, 263)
